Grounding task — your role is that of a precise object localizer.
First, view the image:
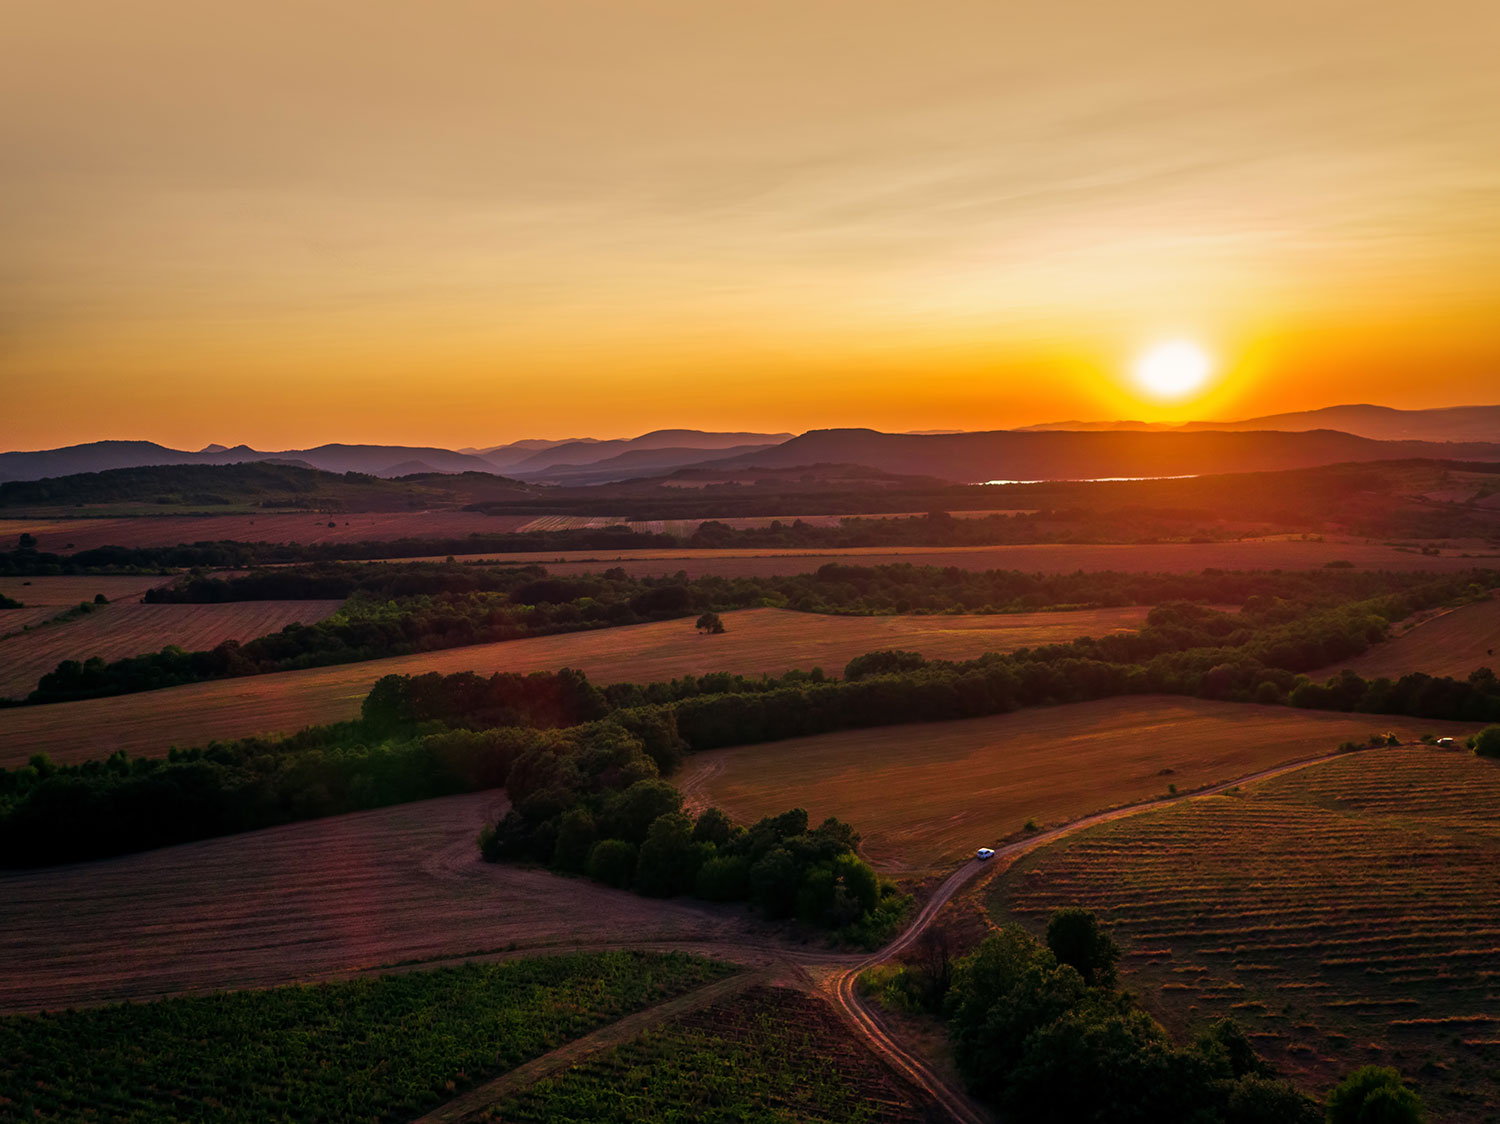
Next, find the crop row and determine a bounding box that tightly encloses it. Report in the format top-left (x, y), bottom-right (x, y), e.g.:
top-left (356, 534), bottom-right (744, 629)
top-left (490, 985), bottom-right (937, 1124)
top-left (992, 747), bottom-right (1500, 1122)
top-left (0, 951), bottom-right (732, 1124)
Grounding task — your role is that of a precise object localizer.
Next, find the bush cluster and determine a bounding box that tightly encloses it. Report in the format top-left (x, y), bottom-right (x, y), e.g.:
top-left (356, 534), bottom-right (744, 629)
top-left (940, 918), bottom-right (1320, 1122)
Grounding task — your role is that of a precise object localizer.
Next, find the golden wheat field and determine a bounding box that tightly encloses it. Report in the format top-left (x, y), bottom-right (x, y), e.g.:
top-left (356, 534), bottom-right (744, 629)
top-left (0, 605), bottom-right (1154, 767)
top-left (0, 790), bottom-right (751, 1014)
top-left (0, 599), bottom-right (345, 699)
top-left (991, 747), bottom-right (1500, 1123)
top-left (676, 698), bottom-right (1481, 871)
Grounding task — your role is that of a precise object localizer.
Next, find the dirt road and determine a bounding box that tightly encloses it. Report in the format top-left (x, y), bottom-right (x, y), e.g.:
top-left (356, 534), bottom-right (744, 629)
top-left (815, 748), bottom-right (1351, 1123)
top-left (397, 748), bottom-right (1358, 1123)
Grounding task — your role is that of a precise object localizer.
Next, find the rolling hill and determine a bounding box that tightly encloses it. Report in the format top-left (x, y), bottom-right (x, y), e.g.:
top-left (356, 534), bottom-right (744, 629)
top-left (701, 428), bottom-right (1500, 483)
top-left (497, 429), bottom-right (793, 475)
top-left (0, 430), bottom-right (797, 483)
top-left (1018, 403), bottom-right (1500, 443)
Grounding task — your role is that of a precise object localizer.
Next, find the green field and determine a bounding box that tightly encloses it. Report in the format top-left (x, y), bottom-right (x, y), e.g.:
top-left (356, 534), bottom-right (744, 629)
top-left (990, 747), bottom-right (1500, 1123)
top-left (490, 985), bottom-right (939, 1124)
top-left (0, 951), bottom-right (733, 1124)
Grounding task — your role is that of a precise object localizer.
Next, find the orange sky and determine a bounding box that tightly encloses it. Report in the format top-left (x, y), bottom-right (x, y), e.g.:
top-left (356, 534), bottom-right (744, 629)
top-left (4, 1), bottom-right (1498, 450)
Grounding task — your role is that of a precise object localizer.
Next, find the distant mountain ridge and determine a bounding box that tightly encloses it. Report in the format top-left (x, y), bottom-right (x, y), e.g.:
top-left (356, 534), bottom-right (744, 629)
top-left (496, 430), bottom-right (795, 474)
top-left (5, 409), bottom-right (1495, 486)
top-left (515, 443), bottom-right (782, 485)
top-left (1017, 403), bottom-right (1500, 444)
top-left (0, 430), bottom-right (794, 483)
top-left (699, 427), bottom-right (1500, 483)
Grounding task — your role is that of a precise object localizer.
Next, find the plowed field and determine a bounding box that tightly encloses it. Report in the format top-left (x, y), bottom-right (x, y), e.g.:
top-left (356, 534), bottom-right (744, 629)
top-left (1315, 595), bottom-right (1500, 682)
top-left (0, 600), bottom-right (343, 699)
top-left (0, 790), bottom-right (750, 1014)
top-left (0, 606), bottom-right (1153, 767)
top-left (398, 539), bottom-right (1500, 576)
top-left (677, 698), bottom-right (1480, 870)
top-left (991, 747), bottom-right (1500, 1122)
top-left (0, 511), bottom-right (535, 551)
top-left (0, 574), bottom-right (174, 633)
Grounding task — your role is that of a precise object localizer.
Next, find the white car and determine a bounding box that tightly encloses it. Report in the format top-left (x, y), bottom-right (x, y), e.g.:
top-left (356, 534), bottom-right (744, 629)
top-left (976, 847), bottom-right (996, 860)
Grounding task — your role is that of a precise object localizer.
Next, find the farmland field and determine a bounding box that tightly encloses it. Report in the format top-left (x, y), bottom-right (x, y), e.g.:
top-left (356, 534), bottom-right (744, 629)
top-left (0, 573), bottom-right (174, 633)
top-left (990, 747), bottom-right (1500, 1123)
top-left (401, 537), bottom-right (1500, 576)
top-left (0, 511), bottom-right (536, 551)
top-left (0, 599), bottom-right (344, 698)
top-left (0, 790), bottom-right (753, 1013)
top-left (676, 698), bottom-right (1481, 870)
top-left (0, 605), bottom-right (1155, 767)
top-left (1316, 594), bottom-right (1500, 682)
top-left (489, 985), bottom-right (942, 1123)
top-left (0, 950), bottom-right (733, 1123)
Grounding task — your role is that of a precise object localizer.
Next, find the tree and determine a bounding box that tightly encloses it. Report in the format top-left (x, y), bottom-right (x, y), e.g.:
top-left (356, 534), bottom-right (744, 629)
top-left (1473, 724), bottom-right (1500, 759)
top-left (585, 838), bottom-right (637, 889)
top-left (1045, 907), bottom-right (1120, 988)
top-left (634, 812), bottom-right (700, 897)
top-left (602, 778), bottom-right (683, 844)
top-left (1326, 1066), bottom-right (1424, 1124)
top-left (844, 649), bottom-right (927, 681)
top-left (692, 806), bottom-right (735, 848)
top-left (749, 847), bottom-right (801, 919)
top-left (695, 612), bottom-right (726, 635)
top-left (551, 807), bottom-right (597, 873)
top-left (1224, 1075), bottom-right (1320, 1124)
top-left (694, 854), bottom-right (750, 901)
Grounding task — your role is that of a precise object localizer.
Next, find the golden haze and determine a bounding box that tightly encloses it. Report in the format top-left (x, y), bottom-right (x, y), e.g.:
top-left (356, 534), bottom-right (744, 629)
top-left (3, 1), bottom-right (1497, 449)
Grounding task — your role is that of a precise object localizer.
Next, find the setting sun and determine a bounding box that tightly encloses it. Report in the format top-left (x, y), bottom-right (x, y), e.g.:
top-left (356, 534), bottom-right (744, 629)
top-left (1134, 340), bottom-right (1214, 400)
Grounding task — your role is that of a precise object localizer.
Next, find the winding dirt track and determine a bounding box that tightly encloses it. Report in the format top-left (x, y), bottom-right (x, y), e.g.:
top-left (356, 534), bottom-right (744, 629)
top-left (398, 748), bottom-right (1356, 1123)
top-left (0, 746), bottom-right (1355, 1120)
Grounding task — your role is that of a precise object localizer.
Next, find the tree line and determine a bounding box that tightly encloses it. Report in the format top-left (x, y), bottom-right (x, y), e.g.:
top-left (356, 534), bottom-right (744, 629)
top-left (14, 560), bottom-right (1488, 703)
top-left (5, 577), bottom-right (1497, 871)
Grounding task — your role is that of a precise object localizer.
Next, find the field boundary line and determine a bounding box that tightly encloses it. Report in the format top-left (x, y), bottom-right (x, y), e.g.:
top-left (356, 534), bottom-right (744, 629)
top-left (408, 965), bottom-right (773, 1124)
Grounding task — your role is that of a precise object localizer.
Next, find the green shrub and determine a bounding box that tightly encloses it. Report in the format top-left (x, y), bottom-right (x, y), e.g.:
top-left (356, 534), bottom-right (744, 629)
top-left (1473, 725), bottom-right (1500, 759)
top-left (585, 839), bottom-right (637, 889)
top-left (1326, 1066), bottom-right (1424, 1124)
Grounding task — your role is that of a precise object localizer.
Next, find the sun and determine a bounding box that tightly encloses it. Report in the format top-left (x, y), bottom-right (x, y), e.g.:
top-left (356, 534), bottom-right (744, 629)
top-left (1134, 340), bottom-right (1213, 399)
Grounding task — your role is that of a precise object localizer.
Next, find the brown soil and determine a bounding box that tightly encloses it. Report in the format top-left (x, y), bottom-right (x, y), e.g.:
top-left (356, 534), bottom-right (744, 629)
top-left (0, 790), bottom-right (754, 1014)
top-left (381, 538), bottom-right (1500, 576)
top-left (678, 697), bottom-right (1482, 870)
top-left (0, 599), bottom-right (343, 698)
top-left (1313, 595), bottom-right (1500, 682)
top-left (0, 605), bottom-right (1154, 767)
